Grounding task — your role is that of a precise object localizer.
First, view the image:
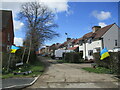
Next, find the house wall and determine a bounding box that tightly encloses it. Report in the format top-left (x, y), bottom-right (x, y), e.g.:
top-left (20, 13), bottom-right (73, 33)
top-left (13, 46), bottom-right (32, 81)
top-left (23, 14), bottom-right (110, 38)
top-left (85, 40), bottom-right (102, 60)
top-left (1, 11), bottom-right (14, 52)
top-left (118, 27), bottom-right (120, 47)
top-left (0, 31), bottom-right (2, 52)
top-left (79, 45), bottom-right (83, 51)
top-left (102, 24), bottom-right (119, 51)
top-left (80, 40), bottom-right (102, 60)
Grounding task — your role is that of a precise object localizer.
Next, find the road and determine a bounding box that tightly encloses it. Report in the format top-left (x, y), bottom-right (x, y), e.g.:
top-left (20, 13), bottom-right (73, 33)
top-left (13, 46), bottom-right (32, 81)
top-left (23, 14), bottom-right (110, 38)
top-left (2, 78), bottom-right (35, 89)
top-left (24, 58), bottom-right (119, 89)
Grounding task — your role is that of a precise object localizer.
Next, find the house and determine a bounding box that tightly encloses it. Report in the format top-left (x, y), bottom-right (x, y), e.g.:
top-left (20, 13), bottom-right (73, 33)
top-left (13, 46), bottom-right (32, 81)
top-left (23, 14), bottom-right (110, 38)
top-left (49, 43), bottom-right (61, 56)
top-left (59, 38), bottom-right (75, 50)
top-left (0, 10), bottom-right (14, 52)
top-left (75, 23), bottom-right (120, 60)
top-left (38, 46), bottom-right (50, 55)
top-left (67, 39), bottom-right (79, 52)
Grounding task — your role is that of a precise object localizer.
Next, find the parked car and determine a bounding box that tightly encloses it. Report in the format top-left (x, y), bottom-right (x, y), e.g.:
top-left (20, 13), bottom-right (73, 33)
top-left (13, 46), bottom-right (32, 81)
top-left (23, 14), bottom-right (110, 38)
top-left (113, 47), bottom-right (120, 52)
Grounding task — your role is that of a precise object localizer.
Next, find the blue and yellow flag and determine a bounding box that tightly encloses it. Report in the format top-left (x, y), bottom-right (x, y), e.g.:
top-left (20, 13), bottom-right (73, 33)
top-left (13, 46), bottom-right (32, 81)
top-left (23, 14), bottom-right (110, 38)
top-left (100, 48), bottom-right (110, 60)
top-left (10, 45), bottom-right (20, 53)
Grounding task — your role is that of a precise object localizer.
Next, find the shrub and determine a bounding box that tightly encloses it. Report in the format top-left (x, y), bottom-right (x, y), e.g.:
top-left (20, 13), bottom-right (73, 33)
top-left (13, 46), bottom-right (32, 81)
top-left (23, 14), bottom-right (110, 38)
top-left (22, 50), bottom-right (37, 64)
top-left (64, 52), bottom-right (83, 63)
top-left (2, 52), bottom-right (9, 68)
top-left (93, 52), bottom-right (120, 74)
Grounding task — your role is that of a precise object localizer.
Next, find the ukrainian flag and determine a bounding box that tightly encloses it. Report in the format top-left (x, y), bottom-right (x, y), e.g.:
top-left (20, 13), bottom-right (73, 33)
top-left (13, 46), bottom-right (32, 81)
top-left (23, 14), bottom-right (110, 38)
top-left (100, 48), bottom-right (110, 60)
top-left (10, 45), bottom-right (20, 53)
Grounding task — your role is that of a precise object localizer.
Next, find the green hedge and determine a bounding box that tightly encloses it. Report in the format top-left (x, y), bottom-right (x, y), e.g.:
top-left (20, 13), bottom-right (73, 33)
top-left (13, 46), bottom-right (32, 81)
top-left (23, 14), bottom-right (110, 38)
top-left (64, 52), bottom-right (83, 63)
top-left (93, 52), bottom-right (120, 74)
top-left (24, 50), bottom-right (37, 64)
top-left (2, 48), bottom-right (37, 73)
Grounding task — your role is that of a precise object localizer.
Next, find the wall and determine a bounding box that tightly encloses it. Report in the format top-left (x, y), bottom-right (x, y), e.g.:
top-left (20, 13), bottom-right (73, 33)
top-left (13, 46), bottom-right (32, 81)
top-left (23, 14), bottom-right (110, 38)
top-left (83, 40), bottom-right (102, 60)
top-left (102, 24), bottom-right (119, 50)
top-left (2, 12), bottom-right (14, 52)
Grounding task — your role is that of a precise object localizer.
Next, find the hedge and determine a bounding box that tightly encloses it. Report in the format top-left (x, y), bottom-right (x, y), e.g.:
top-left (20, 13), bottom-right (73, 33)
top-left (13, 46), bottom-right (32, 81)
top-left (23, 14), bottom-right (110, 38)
top-left (93, 52), bottom-right (120, 74)
top-left (64, 52), bottom-right (83, 63)
top-left (2, 48), bottom-right (37, 73)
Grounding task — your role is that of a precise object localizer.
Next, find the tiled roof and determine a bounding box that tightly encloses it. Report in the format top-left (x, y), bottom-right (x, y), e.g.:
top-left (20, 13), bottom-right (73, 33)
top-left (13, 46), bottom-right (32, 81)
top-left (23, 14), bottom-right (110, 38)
top-left (72, 39), bottom-right (78, 43)
top-left (75, 37), bottom-right (83, 44)
top-left (74, 23), bottom-right (115, 44)
top-left (49, 43), bottom-right (61, 49)
top-left (68, 46), bottom-right (78, 50)
top-left (50, 23), bottom-right (117, 47)
top-left (59, 39), bottom-right (74, 47)
top-left (94, 23), bottom-right (114, 39)
top-left (83, 32), bottom-right (93, 39)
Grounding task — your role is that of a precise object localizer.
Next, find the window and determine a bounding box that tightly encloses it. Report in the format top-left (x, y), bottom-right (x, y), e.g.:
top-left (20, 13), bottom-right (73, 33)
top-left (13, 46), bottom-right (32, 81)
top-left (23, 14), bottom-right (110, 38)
top-left (79, 40), bottom-right (83, 45)
top-left (7, 45), bottom-right (10, 51)
top-left (87, 38), bottom-right (92, 44)
top-left (8, 33), bottom-right (10, 41)
top-left (88, 50), bottom-right (93, 56)
top-left (115, 40), bottom-right (118, 46)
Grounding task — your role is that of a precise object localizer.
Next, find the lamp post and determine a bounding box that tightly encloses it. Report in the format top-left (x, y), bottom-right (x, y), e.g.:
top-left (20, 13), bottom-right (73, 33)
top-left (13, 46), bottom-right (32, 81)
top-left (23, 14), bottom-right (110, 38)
top-left (65, 33), bottom-right (68, 38)
top-left (64, 33), bottom-right (68, 61)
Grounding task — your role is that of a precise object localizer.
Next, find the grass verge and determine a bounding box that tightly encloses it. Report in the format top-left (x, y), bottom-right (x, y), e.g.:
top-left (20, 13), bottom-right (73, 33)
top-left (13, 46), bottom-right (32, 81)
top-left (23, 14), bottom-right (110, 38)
top-left (2, 61), bottom-right (45, 79)
top-left (82, 67), bottom-right (112, 74)
top-left (56, 59), bottom-right (67, 63)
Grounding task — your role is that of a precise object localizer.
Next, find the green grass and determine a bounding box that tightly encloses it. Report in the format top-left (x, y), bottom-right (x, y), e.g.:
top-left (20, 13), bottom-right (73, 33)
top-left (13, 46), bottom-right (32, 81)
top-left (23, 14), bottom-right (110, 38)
top-left (56, 59), bottom-right (67, 63)
top-left (2, 61), bottom-right (45, 79)
top-left (82, 67), bottom-right (112, 74)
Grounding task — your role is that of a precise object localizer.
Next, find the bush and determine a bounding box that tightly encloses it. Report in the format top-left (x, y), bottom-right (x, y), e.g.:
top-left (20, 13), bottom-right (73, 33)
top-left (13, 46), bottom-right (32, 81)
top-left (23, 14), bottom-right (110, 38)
top-left (64, 52), bottom-right (83, 63)
top-left (93, 52), bottom-right (120, 74)
top-left (2, 48), bottom-right (38, 73)
top-left (2, 52), bottom-right (9, 68)
top-left (22, 50), bottom-right (37, 64)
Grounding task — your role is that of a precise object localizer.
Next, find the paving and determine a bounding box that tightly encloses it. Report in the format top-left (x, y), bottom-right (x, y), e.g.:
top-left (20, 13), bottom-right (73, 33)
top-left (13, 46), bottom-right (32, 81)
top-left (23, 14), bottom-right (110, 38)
top-left (2, 77), bottom-right (35, 89)
top-left (24, 59), bottom-right (119, 89)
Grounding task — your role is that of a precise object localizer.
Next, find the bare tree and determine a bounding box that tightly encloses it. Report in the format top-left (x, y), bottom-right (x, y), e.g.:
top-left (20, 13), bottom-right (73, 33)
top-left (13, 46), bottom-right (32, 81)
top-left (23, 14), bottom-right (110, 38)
top-left (19, 2), bottom-right (59, 51)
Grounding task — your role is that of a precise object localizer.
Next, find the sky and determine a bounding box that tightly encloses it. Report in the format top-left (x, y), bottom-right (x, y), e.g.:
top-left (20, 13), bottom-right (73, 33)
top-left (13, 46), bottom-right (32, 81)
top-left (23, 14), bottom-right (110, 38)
top-left (1, 0), bottom-right (119, 46)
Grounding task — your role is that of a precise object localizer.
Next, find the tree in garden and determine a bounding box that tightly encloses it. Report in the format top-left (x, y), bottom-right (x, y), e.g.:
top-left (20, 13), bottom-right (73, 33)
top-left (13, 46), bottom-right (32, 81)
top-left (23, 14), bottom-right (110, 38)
top-left (18, 2), bottom-right (59, 51)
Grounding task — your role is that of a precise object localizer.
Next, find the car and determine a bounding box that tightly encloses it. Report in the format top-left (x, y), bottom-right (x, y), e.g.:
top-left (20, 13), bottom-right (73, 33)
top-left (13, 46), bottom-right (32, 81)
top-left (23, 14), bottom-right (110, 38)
top-left (113, 47), bottom-right (120, 52)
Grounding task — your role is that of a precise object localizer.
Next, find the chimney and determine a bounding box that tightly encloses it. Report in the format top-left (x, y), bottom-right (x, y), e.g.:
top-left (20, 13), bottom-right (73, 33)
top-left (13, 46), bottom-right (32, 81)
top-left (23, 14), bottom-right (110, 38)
top-left (67, 38), bottom-right (71, 41)
top-left (56, 43), bottom-right (59, 45)
top-left (92, 26), bottom-right (101, 33)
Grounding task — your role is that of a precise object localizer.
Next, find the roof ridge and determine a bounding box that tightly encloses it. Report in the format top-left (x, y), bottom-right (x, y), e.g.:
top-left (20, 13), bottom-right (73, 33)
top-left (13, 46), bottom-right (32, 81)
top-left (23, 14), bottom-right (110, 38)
top-left (100, 23), bottom-right (115, 29)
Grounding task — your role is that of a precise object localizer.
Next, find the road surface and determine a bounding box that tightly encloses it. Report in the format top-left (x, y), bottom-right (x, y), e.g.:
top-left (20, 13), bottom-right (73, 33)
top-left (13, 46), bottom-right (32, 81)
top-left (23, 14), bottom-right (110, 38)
top-left (24, 58), bottom-right (119, 89)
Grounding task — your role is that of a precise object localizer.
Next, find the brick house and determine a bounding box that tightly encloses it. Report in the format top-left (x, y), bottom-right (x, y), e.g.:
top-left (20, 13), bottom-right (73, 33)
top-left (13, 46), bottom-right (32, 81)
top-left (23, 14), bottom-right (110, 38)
top-left (0, 10), bottom-right (14, 52)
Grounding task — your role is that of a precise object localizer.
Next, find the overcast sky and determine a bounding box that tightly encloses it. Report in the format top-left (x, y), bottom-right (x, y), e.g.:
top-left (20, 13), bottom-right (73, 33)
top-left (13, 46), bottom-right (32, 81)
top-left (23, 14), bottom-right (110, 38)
top-left (1, 0), bottom-right (119, 46)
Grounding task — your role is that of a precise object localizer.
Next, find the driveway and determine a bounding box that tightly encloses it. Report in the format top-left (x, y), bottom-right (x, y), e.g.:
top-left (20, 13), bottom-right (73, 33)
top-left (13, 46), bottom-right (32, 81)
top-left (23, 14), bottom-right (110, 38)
top-left (24, 58), bottom-right (119, 89)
